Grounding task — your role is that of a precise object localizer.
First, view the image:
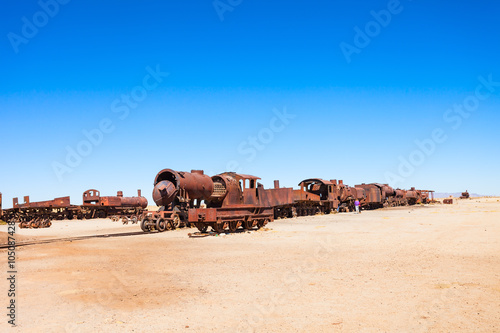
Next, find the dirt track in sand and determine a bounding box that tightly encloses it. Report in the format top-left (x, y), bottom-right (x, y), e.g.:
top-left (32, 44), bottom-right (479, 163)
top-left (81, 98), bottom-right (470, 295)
top-left (1, 197), bottom-right (499, 332)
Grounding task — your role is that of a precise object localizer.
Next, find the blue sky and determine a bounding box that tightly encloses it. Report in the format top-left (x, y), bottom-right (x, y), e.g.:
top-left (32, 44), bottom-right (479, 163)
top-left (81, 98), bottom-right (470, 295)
top-left (1, 0), bottom-right (499, 207)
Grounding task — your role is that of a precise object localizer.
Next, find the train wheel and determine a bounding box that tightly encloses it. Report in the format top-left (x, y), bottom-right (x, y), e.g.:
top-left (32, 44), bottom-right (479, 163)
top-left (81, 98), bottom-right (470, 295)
top-left (256, 220), bottom-right (264, 229)
top-left (213, 222), bottom-right (225, 233)
top-left (229, 221), bottom-right (238, 232)
top-left (111, 216), bottom-right (119, 222)
top-left (165, 220), bottom-right (174, 231)
top-left (131, 216), bottom-right (138, 224)
top-left (31, 220), bottom-right (40, 228)
top-left (140, 218), bottom-right (151, 232)
top-left (172, 214), bottom-right (181, 229)
top-left (244, 219), bottom-right (254, 230)
top-left (195, 223), bottom-right (208, 233)
top-left (156, 218), bottom-right (167, 232)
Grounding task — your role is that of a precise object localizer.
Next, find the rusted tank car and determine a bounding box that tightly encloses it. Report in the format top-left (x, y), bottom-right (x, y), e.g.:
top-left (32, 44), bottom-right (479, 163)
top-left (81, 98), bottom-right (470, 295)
top-left (140, 169), bottom-right (214, 232)
top-left (355, 183), bottom-right (384, 209)
top-left (82, 189), bottom-right (147, 219)
top-left (188, 172), bottom-right (275, 233)
top-left (293, 179), bottom-right (339, 216)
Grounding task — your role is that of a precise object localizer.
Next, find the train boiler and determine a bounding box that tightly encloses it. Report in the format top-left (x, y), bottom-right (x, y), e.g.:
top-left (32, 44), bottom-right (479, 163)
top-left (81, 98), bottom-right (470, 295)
top-left (404, 188), bottom-right (419, 205)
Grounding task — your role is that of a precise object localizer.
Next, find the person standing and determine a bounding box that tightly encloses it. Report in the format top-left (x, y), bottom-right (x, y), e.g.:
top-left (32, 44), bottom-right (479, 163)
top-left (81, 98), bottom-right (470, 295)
top-left (354, 199), bottom-right (360, 214)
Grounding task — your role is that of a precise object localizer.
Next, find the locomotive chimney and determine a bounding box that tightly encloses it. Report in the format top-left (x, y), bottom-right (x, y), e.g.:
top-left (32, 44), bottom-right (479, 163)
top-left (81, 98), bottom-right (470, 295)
top-left (339, 180), bottom-right (344, 185)
top-left (117, 191), bottom-right (123, 197)
top-left (13, 198), bottom-right (18, 207)
top-left (137, 189), bottom-right (142, 197)
top-left (331, 179), bottom-right (337, 185)
top-left (24, 196), bottom-right (30, 204)
top-left (274, 180), bottom-right (280, 189)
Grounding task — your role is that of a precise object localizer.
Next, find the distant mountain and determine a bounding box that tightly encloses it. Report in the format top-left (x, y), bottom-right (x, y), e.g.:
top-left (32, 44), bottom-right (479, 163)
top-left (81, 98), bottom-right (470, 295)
top-left (433, 192), bottom-right (483, 198)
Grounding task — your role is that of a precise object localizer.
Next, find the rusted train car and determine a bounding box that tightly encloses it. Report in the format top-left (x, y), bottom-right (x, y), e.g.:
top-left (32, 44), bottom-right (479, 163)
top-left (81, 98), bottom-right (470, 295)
top-left (1, 190), bottom-right (147, 228)
top-left (82, 189), bottom-right (147, 220)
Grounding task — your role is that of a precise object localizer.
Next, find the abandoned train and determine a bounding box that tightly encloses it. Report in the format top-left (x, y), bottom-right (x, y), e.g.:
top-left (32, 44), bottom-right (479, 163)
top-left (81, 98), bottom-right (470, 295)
top-left (1, 189), bottom-right (147, 228)
top-left (139, 168), bottom-right (433, 234)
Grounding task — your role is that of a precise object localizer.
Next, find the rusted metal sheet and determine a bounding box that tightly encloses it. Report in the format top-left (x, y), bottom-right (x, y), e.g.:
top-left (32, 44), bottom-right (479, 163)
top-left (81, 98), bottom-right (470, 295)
top-left (293, 189), bottom-right (321, 202)
top-left (443, 198), bottom-right (453, 204)
top-left (261, 187), bottom-right (294, 208)
top-left (460, 191), bottom-right (470, 199)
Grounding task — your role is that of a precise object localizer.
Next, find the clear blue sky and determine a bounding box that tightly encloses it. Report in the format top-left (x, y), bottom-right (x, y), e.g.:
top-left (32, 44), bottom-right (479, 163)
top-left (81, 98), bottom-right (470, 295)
top-left (1, 0), bottom-right (499, 207)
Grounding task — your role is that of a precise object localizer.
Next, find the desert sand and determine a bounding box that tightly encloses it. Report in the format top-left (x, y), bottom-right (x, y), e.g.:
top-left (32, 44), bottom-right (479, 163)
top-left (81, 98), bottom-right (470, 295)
top-left (1, 197), bottom-right (499, 332)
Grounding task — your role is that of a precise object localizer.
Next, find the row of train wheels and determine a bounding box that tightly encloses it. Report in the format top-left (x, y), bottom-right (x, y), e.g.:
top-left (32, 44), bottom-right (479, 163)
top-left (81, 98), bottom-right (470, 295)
top-left (207, 219), bottom-right (270, 233)
top-left (140, 214), bottom-right (185, 233)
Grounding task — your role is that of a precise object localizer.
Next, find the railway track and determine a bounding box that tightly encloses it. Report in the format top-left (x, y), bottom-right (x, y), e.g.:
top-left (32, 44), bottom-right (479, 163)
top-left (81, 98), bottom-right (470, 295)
top-left (0, 231), bottom-right (147, 249)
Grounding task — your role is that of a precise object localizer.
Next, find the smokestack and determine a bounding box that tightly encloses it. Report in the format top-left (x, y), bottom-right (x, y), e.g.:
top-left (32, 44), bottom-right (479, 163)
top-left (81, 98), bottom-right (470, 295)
top-left (138, 189), bottom-right (142, 197)
top-left (274, 180), bottom-right (280, 189)
top-left (117, 191), bottom-right (123, 197)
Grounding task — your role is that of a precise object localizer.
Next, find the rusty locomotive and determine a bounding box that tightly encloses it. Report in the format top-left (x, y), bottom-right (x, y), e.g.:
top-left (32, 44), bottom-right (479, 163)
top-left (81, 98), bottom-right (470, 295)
top-left (139, 168), bottom-right (434, 233)
top-left (0, 189), bottom-right (147, 228)
top-left (140, 169), bottom-right (291, 233)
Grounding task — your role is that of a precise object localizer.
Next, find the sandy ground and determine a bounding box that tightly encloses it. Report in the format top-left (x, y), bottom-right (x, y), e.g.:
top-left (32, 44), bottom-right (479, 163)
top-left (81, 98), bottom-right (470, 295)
top-left (1, 197), bottom-right (499, 332)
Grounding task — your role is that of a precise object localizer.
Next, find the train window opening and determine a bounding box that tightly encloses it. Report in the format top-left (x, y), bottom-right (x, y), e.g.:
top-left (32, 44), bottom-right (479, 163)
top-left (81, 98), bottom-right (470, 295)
top-left (250, 179), bottom-right (255, 188)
